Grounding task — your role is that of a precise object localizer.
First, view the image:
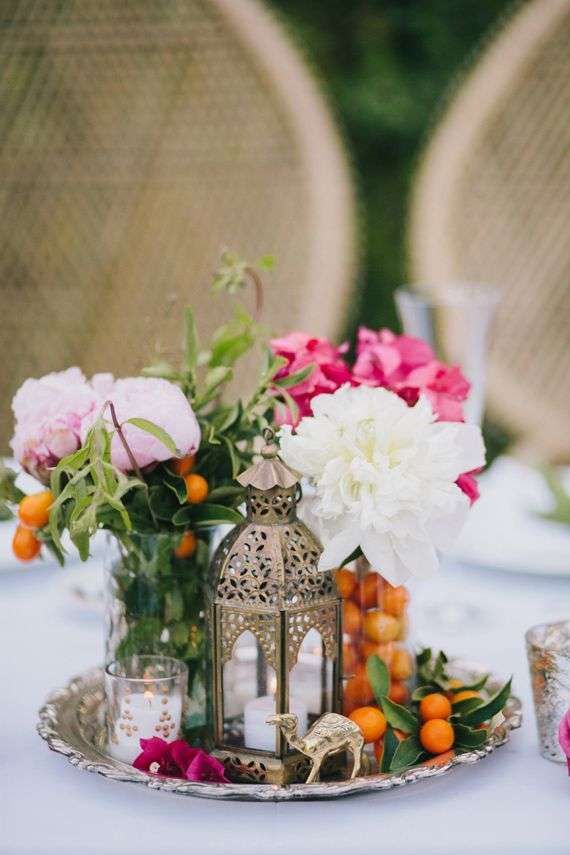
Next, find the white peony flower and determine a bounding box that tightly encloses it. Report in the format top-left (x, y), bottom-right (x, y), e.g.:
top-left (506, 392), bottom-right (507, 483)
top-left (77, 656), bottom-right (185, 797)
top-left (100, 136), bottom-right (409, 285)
top-left (279, 385), bottom-right (485, 585)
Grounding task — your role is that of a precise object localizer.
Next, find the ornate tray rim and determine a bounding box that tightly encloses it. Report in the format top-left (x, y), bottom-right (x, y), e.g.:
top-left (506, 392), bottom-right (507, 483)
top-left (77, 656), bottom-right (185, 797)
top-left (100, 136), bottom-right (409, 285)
top-left (37, 661), bottom-right (521, 802)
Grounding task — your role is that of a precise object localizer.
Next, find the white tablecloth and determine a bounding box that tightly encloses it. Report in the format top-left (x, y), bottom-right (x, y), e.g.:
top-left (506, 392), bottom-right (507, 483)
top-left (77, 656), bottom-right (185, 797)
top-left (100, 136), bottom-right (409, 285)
top-left (2, 557), bottom-right (569, 855)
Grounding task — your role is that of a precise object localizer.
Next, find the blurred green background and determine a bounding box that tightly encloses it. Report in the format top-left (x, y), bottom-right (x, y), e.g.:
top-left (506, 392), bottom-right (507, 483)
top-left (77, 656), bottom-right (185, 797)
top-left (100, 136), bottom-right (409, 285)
top-left (270, 0), bottom-right (511, 338)
top-left (270, 0), bottom-right (514, 459)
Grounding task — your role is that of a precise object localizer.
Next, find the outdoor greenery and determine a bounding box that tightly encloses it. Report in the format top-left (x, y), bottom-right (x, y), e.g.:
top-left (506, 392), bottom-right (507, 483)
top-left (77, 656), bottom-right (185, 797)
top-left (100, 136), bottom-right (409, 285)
top-left (271, 0), bottom-right (512, 333)
top-left (270, 0), bottom-right (513, 457)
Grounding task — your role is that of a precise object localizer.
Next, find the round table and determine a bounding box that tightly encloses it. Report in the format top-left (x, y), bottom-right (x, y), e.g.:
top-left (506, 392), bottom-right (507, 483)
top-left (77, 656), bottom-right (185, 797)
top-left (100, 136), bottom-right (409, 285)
top-left (2, 555), bottom-right (568, 855)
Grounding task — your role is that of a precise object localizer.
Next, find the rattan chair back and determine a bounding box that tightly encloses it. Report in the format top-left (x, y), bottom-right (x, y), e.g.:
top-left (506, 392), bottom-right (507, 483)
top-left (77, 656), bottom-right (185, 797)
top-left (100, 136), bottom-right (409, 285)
top-left (0, 0), bottom-right (356, 451)
top-left (409, 0), bottom-right (569, 459)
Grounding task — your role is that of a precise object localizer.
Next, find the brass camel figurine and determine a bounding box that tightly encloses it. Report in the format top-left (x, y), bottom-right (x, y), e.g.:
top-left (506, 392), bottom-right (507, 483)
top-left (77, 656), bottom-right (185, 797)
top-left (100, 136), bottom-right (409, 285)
top-left (266, 712), bottom-right (364, 784)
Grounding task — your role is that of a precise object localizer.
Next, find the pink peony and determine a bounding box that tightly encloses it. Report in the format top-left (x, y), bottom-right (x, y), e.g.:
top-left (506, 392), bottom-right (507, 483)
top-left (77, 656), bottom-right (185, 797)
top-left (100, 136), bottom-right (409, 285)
top-left (269, 332), bottom-right (352, 426)
top-left (82, 377), bottom-right (201, 472)
top-left (558, 710), bottom-right (570, 774)
top-left (10, 368), bottom-right (100, 483)
top-left (133, 737), bottom-right (229, 783)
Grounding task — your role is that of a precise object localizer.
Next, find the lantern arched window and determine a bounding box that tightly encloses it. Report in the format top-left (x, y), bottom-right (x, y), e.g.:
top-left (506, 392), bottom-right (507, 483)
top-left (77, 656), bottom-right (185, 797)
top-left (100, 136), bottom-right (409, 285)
top-left (208, 432), bottom-right (342, 785)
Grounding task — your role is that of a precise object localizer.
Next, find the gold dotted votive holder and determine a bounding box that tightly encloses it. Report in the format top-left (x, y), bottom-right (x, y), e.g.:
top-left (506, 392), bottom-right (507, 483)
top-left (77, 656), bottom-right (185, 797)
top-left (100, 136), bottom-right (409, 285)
top-left (105, 655), bottom-right (188, 765)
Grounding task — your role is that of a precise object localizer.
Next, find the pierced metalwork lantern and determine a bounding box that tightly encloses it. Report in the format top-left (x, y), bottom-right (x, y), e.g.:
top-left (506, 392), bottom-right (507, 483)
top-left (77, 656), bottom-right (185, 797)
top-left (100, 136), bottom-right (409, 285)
top-left (208, 431), bottom-right (342, 785)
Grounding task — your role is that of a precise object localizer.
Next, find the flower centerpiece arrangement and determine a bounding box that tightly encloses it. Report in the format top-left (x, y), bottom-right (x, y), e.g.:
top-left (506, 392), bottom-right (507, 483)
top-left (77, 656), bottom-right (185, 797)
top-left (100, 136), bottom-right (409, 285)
top-left (2, 250), bottom-right (492, 762)
top-left (2, 253), bottom-right (318, 731)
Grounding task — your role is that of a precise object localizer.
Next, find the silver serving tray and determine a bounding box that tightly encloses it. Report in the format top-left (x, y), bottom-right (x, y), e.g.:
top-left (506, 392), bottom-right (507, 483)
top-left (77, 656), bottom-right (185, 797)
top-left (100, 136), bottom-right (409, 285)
top-left (37, 662), bottom-right (521, 802)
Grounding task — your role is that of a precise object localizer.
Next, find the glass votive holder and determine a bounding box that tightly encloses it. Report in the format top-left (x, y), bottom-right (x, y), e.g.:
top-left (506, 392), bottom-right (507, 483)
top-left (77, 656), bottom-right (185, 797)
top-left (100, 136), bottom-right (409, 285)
top-left (105, 655), bottom-right (188, 765)
top-left (526, 620), bottom-right (570, 762)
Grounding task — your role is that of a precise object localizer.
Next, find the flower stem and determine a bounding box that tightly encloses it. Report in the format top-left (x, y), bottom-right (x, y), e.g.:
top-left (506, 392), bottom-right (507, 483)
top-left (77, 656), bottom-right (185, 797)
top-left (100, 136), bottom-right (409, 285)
top-left (245, 265), bottom-right (264, 318)
top-left (106, 401), bottom-right (144, 482)
top-left (104, 402), bottom-right (159, 530)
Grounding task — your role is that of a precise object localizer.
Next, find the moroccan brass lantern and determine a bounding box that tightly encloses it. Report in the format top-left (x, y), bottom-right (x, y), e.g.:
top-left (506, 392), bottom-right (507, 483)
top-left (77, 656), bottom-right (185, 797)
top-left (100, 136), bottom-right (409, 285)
top-left (208, 430), bottom-right (342, 785)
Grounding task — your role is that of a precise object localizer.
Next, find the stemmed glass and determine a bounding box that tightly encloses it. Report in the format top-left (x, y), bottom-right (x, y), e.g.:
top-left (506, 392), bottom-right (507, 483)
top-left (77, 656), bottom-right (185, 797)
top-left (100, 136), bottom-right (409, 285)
top-left (396, 284), bottom-right (499, 633)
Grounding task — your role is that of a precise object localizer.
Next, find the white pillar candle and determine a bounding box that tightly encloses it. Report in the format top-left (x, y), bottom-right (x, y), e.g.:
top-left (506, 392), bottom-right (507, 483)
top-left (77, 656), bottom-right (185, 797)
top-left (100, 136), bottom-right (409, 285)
top-left (108, 689), bottom-right (183, 764)
top-left (243, 695), bottom-right (308, 752)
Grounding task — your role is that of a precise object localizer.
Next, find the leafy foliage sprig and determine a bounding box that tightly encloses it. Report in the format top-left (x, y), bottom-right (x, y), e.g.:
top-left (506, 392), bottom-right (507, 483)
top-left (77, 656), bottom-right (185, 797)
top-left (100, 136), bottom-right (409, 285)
top-left (0, 252), bottom-right (316, 564)
top-left (366, 649), bottom-right (512, 773)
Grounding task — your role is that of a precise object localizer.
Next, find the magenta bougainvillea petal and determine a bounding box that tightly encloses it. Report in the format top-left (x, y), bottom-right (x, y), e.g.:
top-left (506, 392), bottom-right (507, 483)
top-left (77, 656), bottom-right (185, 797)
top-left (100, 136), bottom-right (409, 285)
top-left (186, 751), bottom-right (230, 784)
top-left (132, 737), bottom-right (229, 783)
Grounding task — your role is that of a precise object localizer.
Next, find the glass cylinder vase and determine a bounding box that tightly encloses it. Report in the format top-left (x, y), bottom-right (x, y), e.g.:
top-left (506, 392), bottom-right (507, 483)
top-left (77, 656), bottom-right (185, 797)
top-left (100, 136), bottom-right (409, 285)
top-left (105, 530), bottom-right (211, 739)
top-left (339, 557), bottom-right (413, 717)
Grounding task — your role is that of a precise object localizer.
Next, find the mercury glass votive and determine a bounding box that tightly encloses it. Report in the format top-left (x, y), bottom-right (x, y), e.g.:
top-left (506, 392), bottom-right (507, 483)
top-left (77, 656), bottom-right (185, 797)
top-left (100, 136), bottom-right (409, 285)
top-left (105, 655), bottom-right (188, 764)
top-left (526, 620), bottom-right (570, 762)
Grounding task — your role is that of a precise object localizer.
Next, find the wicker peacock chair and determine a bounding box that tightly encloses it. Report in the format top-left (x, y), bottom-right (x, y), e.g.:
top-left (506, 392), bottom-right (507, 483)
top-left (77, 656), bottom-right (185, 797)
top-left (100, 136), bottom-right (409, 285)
top-left (0, 0), bottom-right (356, 451)
top-left (409, 0), bottom-right (570, 461)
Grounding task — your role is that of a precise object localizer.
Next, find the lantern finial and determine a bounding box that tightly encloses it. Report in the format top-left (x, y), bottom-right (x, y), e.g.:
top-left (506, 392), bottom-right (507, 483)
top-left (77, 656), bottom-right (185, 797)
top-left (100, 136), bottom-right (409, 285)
top-left (236, 428), bottom-right (300, 490)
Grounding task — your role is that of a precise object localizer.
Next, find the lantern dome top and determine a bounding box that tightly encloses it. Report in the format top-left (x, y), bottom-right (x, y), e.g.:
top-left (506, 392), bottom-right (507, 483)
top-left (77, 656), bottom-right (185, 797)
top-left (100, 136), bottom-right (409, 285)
top-left (236, 428), bottom-right (300, 491)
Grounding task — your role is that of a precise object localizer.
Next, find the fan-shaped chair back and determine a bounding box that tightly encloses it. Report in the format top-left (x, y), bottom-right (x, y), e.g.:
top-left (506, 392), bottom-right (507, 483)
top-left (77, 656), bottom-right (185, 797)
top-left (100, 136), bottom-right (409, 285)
top-left (409, 0), bottom-right (569, 460)
top-left (0, 0), bottom-right (356, 450)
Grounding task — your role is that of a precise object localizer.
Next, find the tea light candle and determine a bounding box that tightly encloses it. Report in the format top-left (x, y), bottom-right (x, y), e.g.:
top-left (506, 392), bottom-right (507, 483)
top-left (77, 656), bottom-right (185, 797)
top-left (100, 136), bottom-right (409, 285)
top-left (244, 695), bottom-right (308, 752)
top-left (109, 688), bottom-right (183, 764)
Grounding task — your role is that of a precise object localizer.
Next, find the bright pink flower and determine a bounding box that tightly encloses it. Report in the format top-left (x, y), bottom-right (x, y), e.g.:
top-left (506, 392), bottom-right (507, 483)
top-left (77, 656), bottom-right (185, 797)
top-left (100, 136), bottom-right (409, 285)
top-left (133, 737), bottom-right (184, 777)
top-left (185, 750), bottom-right (229, 783)
top-left (133, 737), bottom-right (229, 783)
top-left (81, 376), bottom-right (201, 472)
top-left (558, 710), bottom-right (570, 774)
top-left (10, 368), bottom-right (100, 484)
top-left (455, 471), bottom-right (480, 504)
top-left (270, 332), bottom-right (352, 426)
top-left (353, 327), bottom-right (434, 387)
top-left (404, 361), bottom-right (471, 423)
top-left (353, 328), bottom-right (470, 423)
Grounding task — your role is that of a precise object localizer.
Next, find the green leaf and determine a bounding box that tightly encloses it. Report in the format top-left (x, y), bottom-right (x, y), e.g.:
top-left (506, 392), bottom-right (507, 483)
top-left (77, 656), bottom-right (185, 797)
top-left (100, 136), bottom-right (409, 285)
top-left (124, 418), bottom-right (178, 456)
top-left (260, 351), bottom-right (288, 385)
top-left (171, 623), bottom-right (190, 647)
top-left (258, 254), bottom-right (275, 270)
top-left (540, 465), bottom-right (570, 526)
top-left (212, 402), bottom-right (241, 433)
top-left (221, 435), bottom-right (241, 479)
top-left (40, 536), bottom-right (65, 566)
top-left (148, 485), bottom-right (180, 521)
top-left (274, 386), bottom-right (299, 425)
top-left (416, 648), bottom-right (432, 668)
top-left (380, 697), bottom-right (419, 734)
top-left (433, 651), bottom-right (449, 684)
top-left (206, 485), bottom-right (246, 503)
top-left (380, 726), bottom-right (400, 773)
top-left (457, 674), bottom-right (489, 692)
top-left (184, 307), bottom-right (199, 372)
top-left (366, 655), bottom-right (390, 704)
top-left (209, 307), bottom-right (256, 368)
top-left (194, 367), bottom-right (233, 409)
top-left (0, 461), bottom-right (24, 505)
top-left (460, 678), bottom-right (512, 727)
top-left (172, 503), bottom-right (244, 527)
top-left (141, 361), bottom-right (180, 382)
top-left (389, 735), bottom-right (426, 772)
top-left (339, 545), bottom-right (363, 566)
top-left (451, 696), bottom-right (486, 717)
top-left (273, 363), bottom-right (315, 389)
top-left (453, 722), bottom-right (488, 748)
top-left (411, 685), bottom-right (440, 701)
top-left (164, 589), bottom-right (184, 623)
top-left (162, 470), bottom-right (188, 504)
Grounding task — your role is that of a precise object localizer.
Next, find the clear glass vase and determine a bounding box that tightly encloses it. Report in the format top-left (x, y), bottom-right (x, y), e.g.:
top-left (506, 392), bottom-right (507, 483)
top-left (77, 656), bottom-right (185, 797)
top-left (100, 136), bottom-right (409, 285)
top-left (339, 557), bottom-right (413, 719)
top-left (105, 531), bottom-right (211, 740)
